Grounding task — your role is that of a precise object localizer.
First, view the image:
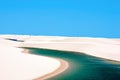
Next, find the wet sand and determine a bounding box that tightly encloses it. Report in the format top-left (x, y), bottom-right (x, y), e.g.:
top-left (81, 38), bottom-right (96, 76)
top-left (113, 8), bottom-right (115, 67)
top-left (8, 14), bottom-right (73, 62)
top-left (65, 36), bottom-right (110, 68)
top-left (34, 59), bottom-right (68, 80)
top-left (22, 49), bottom-right (68, 80)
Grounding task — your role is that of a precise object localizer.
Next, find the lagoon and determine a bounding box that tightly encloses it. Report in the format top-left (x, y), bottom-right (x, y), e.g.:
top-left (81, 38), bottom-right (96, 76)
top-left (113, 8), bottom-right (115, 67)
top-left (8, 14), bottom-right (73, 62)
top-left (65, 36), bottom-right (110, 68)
top-left (27, 48), bottom-right (120, 80)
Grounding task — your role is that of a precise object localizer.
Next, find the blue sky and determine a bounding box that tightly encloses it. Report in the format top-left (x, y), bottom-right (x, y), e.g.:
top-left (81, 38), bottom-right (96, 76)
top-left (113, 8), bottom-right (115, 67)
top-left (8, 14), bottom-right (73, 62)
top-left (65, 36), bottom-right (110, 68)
top-left (0, 0), bottom-right (120, 37)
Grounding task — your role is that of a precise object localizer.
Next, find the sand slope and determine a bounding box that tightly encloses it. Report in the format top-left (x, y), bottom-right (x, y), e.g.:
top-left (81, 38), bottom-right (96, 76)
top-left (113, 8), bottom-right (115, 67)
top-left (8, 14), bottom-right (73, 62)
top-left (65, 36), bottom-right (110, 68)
top-left (0, 38), bottom-right (60, 80)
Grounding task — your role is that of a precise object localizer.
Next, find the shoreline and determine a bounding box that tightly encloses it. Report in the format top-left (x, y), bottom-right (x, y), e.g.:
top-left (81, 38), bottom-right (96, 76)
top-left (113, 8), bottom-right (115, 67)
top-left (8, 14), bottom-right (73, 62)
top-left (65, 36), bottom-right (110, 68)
top-left (23, 48), bottom-right (120, 80)
top-left (20, 42), bottom-right (120, 62)
top-left (34, 59), bottom-right (68, 80)
top-left (21, 46), bottom-right (120, 79)
top-left (22, 49), bottom-right (69, 80)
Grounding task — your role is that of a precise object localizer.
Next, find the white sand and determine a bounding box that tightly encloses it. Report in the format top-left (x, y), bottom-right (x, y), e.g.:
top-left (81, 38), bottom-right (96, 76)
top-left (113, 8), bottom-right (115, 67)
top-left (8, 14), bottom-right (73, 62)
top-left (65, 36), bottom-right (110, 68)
top-left (0, 38), bottom-right (60, 80)
top-left (0, 34), bottom-right (120, 80)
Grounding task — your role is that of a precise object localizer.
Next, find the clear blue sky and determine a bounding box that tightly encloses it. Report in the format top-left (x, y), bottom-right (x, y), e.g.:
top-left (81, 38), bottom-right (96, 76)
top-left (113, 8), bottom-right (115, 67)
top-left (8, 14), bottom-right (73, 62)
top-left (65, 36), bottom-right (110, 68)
top-left (0, 0), bottom-right (120, 37)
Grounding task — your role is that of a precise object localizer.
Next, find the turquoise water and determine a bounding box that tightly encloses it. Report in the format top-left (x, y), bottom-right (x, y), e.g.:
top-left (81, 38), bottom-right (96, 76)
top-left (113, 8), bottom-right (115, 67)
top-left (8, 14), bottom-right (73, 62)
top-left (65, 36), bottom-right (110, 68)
top-left (26, 48), bottom-right (120, 80)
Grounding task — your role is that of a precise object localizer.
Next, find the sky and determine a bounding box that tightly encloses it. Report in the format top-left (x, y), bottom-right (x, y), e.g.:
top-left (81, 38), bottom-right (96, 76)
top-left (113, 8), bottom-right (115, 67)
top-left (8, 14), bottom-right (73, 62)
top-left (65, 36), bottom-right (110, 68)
top-left (0, 0), bottom-right (120, 38)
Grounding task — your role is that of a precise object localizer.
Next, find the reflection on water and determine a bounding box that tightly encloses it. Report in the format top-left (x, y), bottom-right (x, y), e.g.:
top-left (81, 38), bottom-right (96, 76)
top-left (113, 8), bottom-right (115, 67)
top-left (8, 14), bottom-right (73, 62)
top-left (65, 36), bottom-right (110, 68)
top-left (26, 48), bottom-right (120, 80)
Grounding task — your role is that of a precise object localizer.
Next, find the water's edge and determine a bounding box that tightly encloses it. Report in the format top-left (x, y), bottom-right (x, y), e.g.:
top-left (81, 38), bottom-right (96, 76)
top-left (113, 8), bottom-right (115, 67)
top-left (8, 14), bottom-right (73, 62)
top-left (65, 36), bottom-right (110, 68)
top-left (23, 47), bottom-right (120, 80)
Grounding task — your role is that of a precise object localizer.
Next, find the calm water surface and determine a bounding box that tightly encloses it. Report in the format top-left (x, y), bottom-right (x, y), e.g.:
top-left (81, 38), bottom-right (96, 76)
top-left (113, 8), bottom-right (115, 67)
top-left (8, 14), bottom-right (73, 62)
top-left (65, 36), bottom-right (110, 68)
top-left (26, 48), bottom-right (120, 80)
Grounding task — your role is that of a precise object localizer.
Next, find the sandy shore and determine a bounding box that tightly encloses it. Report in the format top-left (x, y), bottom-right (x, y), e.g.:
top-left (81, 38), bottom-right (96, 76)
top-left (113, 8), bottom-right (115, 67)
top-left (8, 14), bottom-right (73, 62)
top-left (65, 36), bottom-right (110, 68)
top-left (34, 59), bottom-right (68, 80)
top-left (21, 42), bottom-right (120, 62)
top-left (22, 49), bottom-right (69, 80)
top-left (0, 35), bottom-right (120, 80)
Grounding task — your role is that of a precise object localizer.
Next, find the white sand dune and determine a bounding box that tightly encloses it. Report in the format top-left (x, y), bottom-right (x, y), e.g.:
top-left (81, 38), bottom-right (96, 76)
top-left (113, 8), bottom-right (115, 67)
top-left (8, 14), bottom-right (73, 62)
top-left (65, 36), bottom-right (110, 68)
top-left (0, 34), bottom-right (120, 80)
top-left (0, 38), bottom-right (60, 80)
